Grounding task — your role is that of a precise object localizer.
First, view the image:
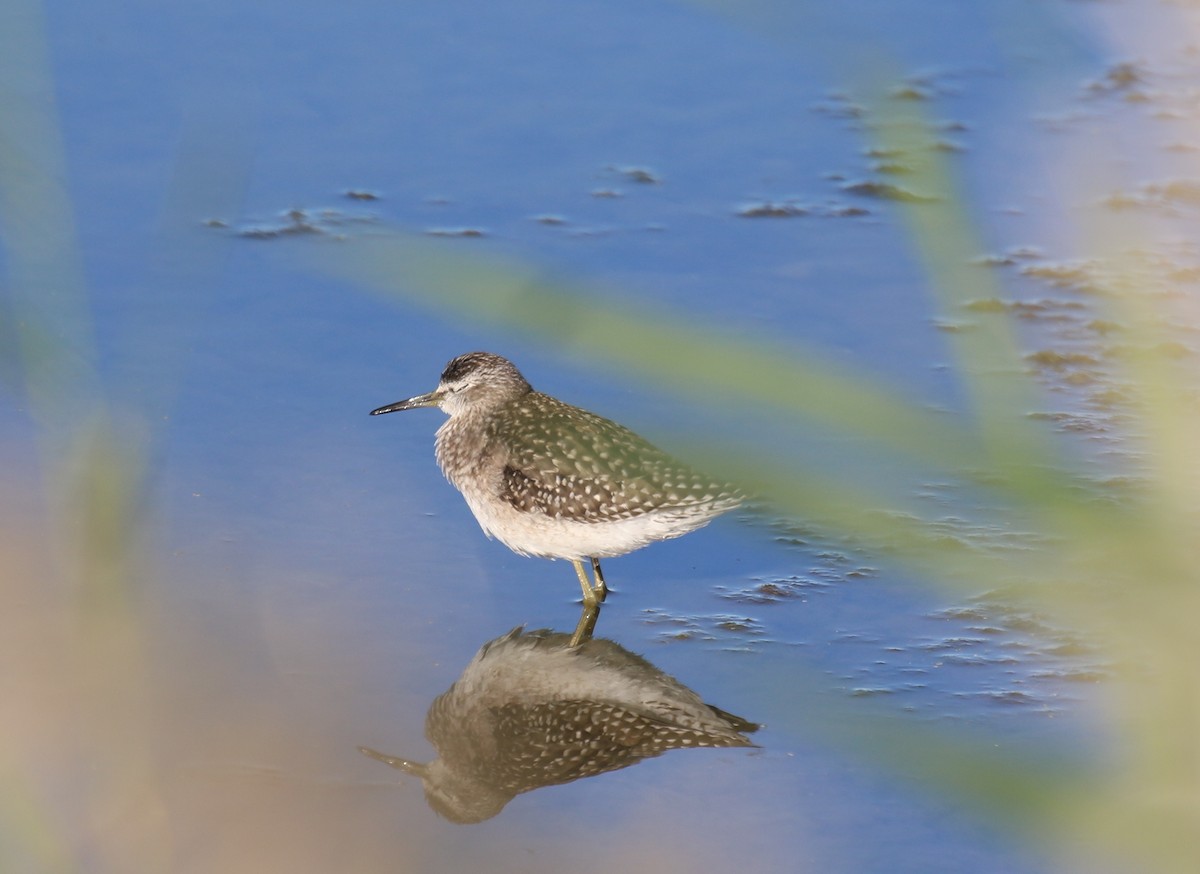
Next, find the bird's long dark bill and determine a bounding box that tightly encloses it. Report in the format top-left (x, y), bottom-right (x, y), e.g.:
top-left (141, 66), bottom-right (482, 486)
top-left (370, 391), bottom-right (441, 416)
top-left (357, 745), bottom-right (429, 776)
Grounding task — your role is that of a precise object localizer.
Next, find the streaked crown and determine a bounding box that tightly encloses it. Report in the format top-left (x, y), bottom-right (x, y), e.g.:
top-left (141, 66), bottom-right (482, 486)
top-left (437, 352), bottom-right (532, 416)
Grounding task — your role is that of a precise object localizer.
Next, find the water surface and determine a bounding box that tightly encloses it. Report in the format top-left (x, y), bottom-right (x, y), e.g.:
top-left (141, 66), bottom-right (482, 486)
top-left (3, 0), bottom-right (1194, 871)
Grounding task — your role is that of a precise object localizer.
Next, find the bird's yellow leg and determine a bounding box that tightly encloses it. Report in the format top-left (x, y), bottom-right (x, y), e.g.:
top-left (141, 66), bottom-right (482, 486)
top-left (569, 600), bottom-right (601, 647)
top-left (572, 559), bottom-right (600, 606)
top-left (589, 557), bottom-right (608, 602)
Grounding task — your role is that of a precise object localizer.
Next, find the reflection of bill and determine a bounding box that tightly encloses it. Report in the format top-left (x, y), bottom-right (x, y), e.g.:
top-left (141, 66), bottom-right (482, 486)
top-left (360, 627), bottom-right (759, 823)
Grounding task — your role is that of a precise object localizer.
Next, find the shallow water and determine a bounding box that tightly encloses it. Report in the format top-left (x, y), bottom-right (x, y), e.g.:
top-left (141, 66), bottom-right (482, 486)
top-left (3, 0), bottom-right (1197, 871)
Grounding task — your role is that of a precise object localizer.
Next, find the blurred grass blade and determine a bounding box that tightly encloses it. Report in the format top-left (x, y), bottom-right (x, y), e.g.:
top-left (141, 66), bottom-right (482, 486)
top-left (325, 235), bottom-right (986, 469)
top-left (866, 94), bottom-right (1051, 472)
top-left (318, 235), bottom-right (1142, 579)
top-left (0, 0), bottom-right (97, 425)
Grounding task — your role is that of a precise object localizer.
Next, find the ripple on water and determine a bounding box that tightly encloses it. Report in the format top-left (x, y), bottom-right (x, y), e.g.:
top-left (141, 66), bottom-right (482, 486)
top-left (224, 206), bottom-right (380, 238)
top-left (639, 608), bottom-right (767, 649)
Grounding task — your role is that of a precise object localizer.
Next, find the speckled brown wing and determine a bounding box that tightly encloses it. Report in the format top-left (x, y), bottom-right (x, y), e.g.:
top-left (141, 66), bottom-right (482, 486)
top-left (483, 699), bottom-right (753, 794)
top-left (492, 391), bottom-right (741, 522)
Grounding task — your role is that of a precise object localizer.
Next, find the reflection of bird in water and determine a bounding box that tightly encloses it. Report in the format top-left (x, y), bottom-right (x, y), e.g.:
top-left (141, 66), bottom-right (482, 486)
top-left (359, 627), bottom-right (759, 823)
top-left (370, 352), bottom-right (742, 610)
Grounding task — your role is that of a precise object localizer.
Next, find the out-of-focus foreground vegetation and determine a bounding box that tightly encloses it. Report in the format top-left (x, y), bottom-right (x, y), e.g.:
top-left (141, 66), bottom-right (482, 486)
top-left (2, 0), bottom-right (1198, 871)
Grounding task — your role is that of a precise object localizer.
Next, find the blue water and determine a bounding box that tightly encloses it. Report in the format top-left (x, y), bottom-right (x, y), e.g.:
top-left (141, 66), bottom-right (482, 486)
top-left (3, 0), bottom-right (1174, 871)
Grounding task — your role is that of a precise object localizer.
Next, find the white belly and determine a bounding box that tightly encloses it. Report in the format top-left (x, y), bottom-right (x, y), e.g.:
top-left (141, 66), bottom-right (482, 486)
top-left (458, 484), bottom-right (724, 560)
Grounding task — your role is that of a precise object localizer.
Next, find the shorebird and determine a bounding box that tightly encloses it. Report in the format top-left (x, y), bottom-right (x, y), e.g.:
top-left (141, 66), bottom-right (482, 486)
top-left (370, 352), bottom-right (742, 606)
top-left (358, 626), bottom-right (758, 822)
